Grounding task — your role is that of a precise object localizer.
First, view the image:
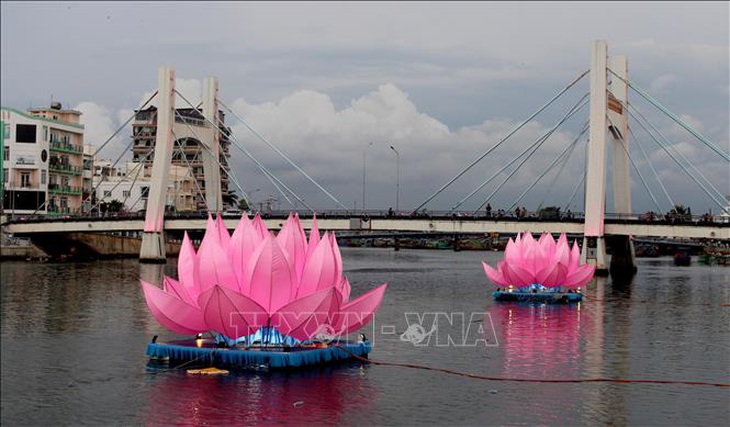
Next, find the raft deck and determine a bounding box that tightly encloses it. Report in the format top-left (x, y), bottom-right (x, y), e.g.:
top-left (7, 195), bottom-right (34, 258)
top-left (146, 338), bottom-right (371, 370)
top-left (492, 290), bottom-right (582, 303)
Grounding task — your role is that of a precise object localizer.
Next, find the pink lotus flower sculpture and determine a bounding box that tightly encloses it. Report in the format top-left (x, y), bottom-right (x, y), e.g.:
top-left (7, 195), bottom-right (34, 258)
top-left (141, 212), bottom-right (387, 343)
top-left (483, 232), bottom-right (594, 290)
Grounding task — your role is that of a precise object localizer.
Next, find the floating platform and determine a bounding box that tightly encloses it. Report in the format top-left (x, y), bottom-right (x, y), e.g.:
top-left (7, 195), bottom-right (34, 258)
top-left (146, 338), bottom-right (371, 370)
top-left (492, 290), bottom-right (582, 303)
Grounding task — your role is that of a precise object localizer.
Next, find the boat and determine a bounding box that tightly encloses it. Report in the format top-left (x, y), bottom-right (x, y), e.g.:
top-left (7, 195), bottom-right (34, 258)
top-left (673, 251), bottom-right (691, 266)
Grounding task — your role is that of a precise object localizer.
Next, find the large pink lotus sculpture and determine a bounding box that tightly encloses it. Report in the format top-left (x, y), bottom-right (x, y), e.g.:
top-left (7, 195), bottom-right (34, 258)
top-left (141, 212), bottom-right (387, 343)
top-left (483, 232), bottom-right (594, 290)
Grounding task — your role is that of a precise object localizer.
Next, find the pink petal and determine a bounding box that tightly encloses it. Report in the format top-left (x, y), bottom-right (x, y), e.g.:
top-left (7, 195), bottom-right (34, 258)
top-left (163, 276), bottom-right (197, 307)
top-left (502, 262), bottom-right (535, 287)
top-left (536, 262), bottom-right (569, 288)
top-left (216, 214), bottom-right (231, 252)
top-left (297, 233), bottom-right (337, 298)
top-left (562, 265), bottom-right (595, 288)
top-left (247, 236), bottom-right (295, 313)
top-left (177, 232), bottom-right (200, 296)
top-left (333, 284), bottom-right (387, 336)
top-left (198, 285), bottom-right (268, 339)
top-left (338, 277), bottom-right (352, 302)
top-left (197, 237), bottom-right (239, 293)
top-left (271, 288), bottom-right (335, 341)
top-left (141, 280), bottom-right (207, 335)
top-left (483, 262), bottom-right (507, 287)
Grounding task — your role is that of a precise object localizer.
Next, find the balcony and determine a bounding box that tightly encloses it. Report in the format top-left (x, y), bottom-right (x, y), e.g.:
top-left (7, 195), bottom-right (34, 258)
top-left (50, 141), bottom-right (83, 154)
top-left (48, 184), bottom-right (82, 195)
top-left (49, 164), bottom-right (82, 176)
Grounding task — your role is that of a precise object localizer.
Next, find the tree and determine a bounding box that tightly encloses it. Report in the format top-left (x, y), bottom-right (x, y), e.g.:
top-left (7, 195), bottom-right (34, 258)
top-left (238, 198), bottom-right (250, 211)
top-left (108, 199), bottom-right (124, 213)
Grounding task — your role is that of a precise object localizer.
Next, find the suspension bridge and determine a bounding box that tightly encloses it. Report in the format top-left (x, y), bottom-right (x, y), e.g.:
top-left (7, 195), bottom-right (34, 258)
top-left (3, 41), bottom-right (728, 274)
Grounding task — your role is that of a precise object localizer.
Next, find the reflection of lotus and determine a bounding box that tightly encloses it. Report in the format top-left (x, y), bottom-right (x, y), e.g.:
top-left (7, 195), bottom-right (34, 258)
top-left (483, 232), bottom-right (594, 289)
top-left (141, 213), bottom-right (386, 342)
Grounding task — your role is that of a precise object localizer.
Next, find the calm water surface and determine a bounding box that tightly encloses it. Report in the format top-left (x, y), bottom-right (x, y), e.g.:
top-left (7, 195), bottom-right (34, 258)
top-left (2, 248), bottom-right (729, 426)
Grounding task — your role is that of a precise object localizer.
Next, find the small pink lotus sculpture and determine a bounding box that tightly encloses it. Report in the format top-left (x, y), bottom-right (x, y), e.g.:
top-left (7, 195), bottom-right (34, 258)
top-left (141, 213), bottom-right (387, 343)
top-left (483, 232), bottom-right (594, 290)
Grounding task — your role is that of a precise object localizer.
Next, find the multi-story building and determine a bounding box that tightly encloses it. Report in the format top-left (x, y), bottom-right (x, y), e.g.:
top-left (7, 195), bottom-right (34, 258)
top-left (92, 160), bottom-right (197, 213)
top-left (1, 103), bottom-right (87, 217)
top-left (131, 106), bottom-right (232, 211)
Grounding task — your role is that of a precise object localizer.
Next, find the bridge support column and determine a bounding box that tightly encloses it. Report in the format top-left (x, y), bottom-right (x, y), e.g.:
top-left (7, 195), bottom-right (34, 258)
top-left (609, 235), bottom-right (637, 278)
top-left (581, 40), bottom-right (609, 274)
top-left (141, 66), bottom-right (176, 263)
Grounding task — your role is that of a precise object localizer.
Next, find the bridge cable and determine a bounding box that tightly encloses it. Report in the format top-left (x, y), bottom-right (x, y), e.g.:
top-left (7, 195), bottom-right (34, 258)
top-left (462, 94), bottom-right (590, 214)
top-left (169, 125), bottom-right (210, 212)
top-left (83, 92), bottom-right (158, 209)
top-left (220, 100), bottom-right (350, 211)
top-left (473, 95), bottom-right (590, 215)
top-left (534, 125), bottom-right (587, 213)
top-left (563, 165), bottom-right (586, 214)
top-left (450, 92), bottom-right (590, 213)
top-left (173, 90), bottom-right (300, 210)
top-left (91, 91), bottom-right (158, 158)
top-left (101, 149), bottom-right (153, 214)
top-left (174, 91), bottom-right (310, 212)
top-left (627, 101), bottom-right (726, 203)
top-left (627, 104), bottom-right (727, 212)
top-left (413, 70), bottom-right (589, 213)
top-left (507, 122), bottom-right (589, 214)
top-left (172, 90), bottom-right (296, 210)
top-left (609, 70), bottom-right (730, 163)
top-left (608, 116), bottom-right (667, 216)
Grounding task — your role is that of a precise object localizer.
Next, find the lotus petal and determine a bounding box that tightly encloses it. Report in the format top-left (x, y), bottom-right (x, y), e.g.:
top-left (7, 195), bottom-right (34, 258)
top-left (177, 232), bottom-right (200, 296)
top-left (216, 214), bottom-right (232, 251)
top-left (333, 284), bottom-right (387, 336)
top-left (197, 237), bottom-right (239, 293)
top-left (198, 285), bottom-right (267, 339)
top-left (482, 231), bottom-right (594, 290)
top-left (483, 262), bottom-right (507, 286)
top-left (297, 232), bottom-right (337, 298)
top-left (562, 265), bottom-right (596, 288)
top-left (246, 235), bottom-right (295, 313)
top-left (271, 288), bottom-right (335, 341)
top-left (141, 280), bottom-right (207, 335)
top-left (162, 276), bottom-right (197, 307)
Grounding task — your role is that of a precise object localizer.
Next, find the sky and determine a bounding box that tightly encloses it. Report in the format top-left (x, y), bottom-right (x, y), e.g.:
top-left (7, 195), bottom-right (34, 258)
top-left (2, 1), bottom-right (728, 215)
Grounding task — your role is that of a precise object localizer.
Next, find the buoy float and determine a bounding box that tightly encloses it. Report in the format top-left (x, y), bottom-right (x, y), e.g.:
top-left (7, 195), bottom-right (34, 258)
top-left (187, 367), bottom-right (229, 375)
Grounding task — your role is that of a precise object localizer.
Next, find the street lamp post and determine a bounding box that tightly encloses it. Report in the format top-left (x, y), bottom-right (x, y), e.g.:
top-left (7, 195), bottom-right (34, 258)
top-left (390, 145), bottom-right (400, 214)
top-left (362, 142), bottom-right (373, 213)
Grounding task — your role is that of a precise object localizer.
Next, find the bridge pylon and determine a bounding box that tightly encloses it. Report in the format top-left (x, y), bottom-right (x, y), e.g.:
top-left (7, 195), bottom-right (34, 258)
top-left (139, 66), bottom-right (223, 262)
top-left (580, 40), bottom-right (636, 275)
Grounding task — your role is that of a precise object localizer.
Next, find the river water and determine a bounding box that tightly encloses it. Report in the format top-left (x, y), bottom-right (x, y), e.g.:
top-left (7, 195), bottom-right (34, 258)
top-left (1, 248), bottom-right (728, 426)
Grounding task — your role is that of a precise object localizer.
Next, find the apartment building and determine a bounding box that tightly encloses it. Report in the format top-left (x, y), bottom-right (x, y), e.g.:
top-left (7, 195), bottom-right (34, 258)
top-left (131, 106), bottom-right (232, 211)
top-left (1, 103), bottom-right (88, 216)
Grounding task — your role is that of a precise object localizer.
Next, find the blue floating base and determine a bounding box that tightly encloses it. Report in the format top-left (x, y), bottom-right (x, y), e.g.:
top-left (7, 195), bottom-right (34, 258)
top-left (492, 290), bottom-right (582, 303)
top-left (146, 339), bottom-right (371, 370)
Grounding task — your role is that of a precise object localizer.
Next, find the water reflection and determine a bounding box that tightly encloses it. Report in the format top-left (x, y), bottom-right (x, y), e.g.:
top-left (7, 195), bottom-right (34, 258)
top-left (142, 364), bottom-right (376, 425)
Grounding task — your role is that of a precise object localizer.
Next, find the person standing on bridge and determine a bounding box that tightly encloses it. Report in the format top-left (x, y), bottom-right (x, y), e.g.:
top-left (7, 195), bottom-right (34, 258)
top-left (486, 203), bottom-right (492, 218)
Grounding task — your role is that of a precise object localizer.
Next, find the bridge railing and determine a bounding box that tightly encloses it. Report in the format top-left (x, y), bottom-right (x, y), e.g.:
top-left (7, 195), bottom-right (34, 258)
top-left (4, 208), bottom-right (728, 228)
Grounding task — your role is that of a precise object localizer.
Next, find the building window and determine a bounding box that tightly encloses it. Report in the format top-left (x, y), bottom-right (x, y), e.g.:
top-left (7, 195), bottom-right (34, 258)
top-left (3, 169), bottom-right (7, 184)
top-left (15, 124), bottom-right (37, 143)
top-left (21, 172), bottom-right (31, 188)
top-left (141, 186), bottom-right (149, 198)
top-left (3, 146), bottom-right (8, 161)
top-left (122, 190), bottom-right (130, 197)
top-left (4, 124), bottom-right (10, 139)
top-left (60, 197), bottom-right (68, 209)
top-left (104, 190), bottom-right (112, 197)
top-left (43, 125), bottom-right (48, 141)
top-left (41, 170), bottom-right (46, 185)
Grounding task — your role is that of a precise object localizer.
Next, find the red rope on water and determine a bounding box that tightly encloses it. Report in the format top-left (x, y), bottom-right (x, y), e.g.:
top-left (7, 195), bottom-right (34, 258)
top-left (337, 346), bottom-right (729, 388)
